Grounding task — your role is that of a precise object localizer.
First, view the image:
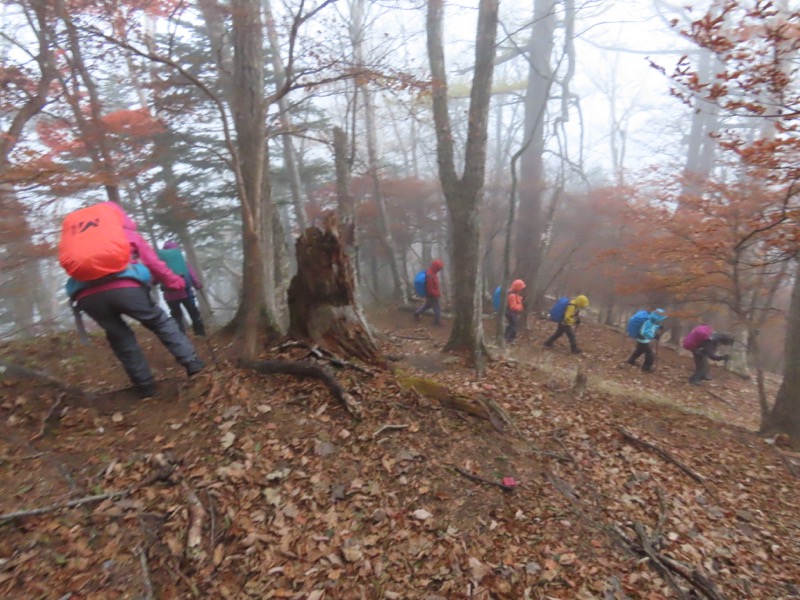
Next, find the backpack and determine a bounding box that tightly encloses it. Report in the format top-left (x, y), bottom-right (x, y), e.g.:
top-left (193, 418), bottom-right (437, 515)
top-left (627, 310), bottom-right (650, 339)
top-left (157, 248), bottom-right (190, 278)
top-left (414, 271), bottom-right (427, 297)
top-left (549, 297), bottom-right (570, 322)
top-left (492, 286), bottom-right (502, 312)
top-left (683, 325), bottom-right (713, 351)
top-left (59, 203), bottom-right (130, 281)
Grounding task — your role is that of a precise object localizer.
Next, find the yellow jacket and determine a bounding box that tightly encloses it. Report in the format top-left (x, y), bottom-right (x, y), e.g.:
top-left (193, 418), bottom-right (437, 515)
top-left (563, 295), bottom-right (589, 326)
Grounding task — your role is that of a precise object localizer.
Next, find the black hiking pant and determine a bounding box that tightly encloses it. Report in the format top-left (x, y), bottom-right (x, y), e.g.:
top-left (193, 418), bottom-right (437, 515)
top-left (689, 350), bottom-right (711, 384)
top-left (544, 323), bottom-right (579, 353)
top-left (78, 287), bottom-right (200, 388)
top-left (505, 310), bottom-right (520, 343)
top-left (167, 296), bottom-right (205, 336)
top-left (628, 342), bottom-right (655, 371)
top-left (414, 295), bottom-right (441, 325)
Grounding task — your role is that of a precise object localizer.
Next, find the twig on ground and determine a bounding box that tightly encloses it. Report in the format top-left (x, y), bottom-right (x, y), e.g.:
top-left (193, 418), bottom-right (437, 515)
top-left (633, 521), bottom-right (688, 599)
top-left (29, 393), bottom-right (65, 441)
top-left (389, 333), bottom-right (431, 341)
top-left (704, 389), bottom-right (733, 406)
top-left (185, 486), bottom-right (207, 560)
top-left (137, 545), bottom-right (155, 600)
top-left (0, 359), bottom-right (94, 398)
top-left (372, 423), bottom-right (410, 438)
top-left (204, 489), bottom-right (217, 550)
top-left (450, 465), bottom-right (515, 493)
top-left (616, 426), bottom-right (710, 489)
top-left (775, 451), bottom-right (800, 479)
top-left (240, 358), bottom-right (362, 419)
top-left (275, 340), bottom-right (375, 375)
top-left (483, 396), bottom-right (571, 462)
top-left (0, 465), bottom-right (174, 524)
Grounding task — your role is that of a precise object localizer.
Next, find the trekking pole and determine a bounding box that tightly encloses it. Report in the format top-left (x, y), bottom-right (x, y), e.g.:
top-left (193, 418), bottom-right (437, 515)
top-left (195, 287), bottom-right (220, 369)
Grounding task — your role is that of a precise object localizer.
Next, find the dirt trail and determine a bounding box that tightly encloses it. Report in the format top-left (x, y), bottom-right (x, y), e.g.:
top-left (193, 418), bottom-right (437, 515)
top-left (0, 310), bottom-right (797, 599)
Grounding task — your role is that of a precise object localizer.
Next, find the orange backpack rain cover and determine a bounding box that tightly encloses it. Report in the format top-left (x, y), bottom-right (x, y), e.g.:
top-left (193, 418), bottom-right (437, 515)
top-left (59, 203), bottom-right (130, 281)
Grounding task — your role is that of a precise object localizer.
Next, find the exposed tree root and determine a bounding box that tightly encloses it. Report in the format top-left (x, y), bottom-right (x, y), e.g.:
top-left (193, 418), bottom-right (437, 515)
top-left (184, 486), bottom-right (207, 561)
top-left (240, 358), bottom-right (362, 419)
top-left (30, 392), bottom-right (65, 441)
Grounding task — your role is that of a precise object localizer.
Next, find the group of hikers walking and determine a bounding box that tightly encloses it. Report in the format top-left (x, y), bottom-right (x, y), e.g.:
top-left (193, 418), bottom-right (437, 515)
top-left (59, 201), bottom-right (207, 398)
top-left (413, 260), bottom-right (733, 385)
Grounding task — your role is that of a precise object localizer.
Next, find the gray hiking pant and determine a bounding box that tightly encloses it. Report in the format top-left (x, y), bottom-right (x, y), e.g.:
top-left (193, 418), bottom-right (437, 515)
top-left (78, 286), bottom-right (199, 387)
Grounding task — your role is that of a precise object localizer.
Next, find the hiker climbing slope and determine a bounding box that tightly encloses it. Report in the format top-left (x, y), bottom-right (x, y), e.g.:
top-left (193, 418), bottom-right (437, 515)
top-left (158, 241), bottom-right (206, 336)
top-left (59, 202), bottom-right (204, 398)
top-left (504, 279), bottom-right (526, 343)
top-left (626, 308), bottom-right (667, 372)
top-left (413, 259), bottom-right (444, 326)
top-left (544, 294), bottom-right (589, 354)
top-left (683, 325), bottom-right (733, 385)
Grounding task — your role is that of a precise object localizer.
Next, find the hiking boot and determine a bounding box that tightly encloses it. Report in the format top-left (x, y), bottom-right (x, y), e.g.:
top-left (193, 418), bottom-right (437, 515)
top-left (193, 326), bottom-right (206, 336)
top-left (626, 359), bottom-right (636, 366)
top-left (571, 348), bottom-right (582, 354)
top-left (702, 374), bottom-right (713, 381)
top-left (543, 343), bottom-right (553, 349)
top-left (185, 358), bottom-right (206, 377)
top-left (413, 312), bottom-right (421, 321)
top-left (137, 382), bottom-right (156, 399)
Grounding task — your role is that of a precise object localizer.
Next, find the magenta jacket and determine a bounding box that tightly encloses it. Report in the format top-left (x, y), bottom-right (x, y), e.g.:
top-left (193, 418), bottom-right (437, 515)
top-left (75, 202), bottom-right (186, 301)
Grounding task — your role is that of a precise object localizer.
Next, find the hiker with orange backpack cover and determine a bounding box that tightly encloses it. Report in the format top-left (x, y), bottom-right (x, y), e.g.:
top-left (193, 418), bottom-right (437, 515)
top-left (59, 202), bottom-right (204, 398)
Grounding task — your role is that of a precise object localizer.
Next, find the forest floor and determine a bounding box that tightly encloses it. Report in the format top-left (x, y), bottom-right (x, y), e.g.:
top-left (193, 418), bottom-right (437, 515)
top-left (0, 307), bottom-right (799, 599)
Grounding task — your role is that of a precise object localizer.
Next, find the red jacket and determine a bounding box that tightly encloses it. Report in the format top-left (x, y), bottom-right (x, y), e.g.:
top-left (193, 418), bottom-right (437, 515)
top-left (507, 279), bottom-right (526, 313)
top-left (425, 260), bottom-right (444, 298)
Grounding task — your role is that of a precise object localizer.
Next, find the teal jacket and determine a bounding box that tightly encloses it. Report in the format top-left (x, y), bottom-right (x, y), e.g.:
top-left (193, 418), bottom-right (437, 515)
top-left (636, 310), bottom-right (667, 344)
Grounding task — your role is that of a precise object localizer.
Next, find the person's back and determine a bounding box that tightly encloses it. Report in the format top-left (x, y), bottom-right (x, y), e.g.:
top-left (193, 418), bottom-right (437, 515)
top-left (544, 294), bottom-right (588, 354)
top-left (158, 241), bottom-right (206, 336)
top-left (60, 202), bottom-right (204, 398)
top-left (414, 260), bottom-right (444, 326)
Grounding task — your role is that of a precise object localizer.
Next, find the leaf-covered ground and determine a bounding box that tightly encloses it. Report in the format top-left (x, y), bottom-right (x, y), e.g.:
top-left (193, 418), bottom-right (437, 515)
top-left (0, 309), bottom-right (798, 599)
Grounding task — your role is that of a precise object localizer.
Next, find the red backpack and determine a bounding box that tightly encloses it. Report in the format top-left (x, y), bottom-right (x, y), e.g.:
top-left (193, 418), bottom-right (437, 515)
top-left (59, 203), bottom-right (130, 281)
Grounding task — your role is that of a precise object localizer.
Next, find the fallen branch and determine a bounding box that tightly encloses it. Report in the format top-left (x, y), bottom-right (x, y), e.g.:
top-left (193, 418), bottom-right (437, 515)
top-left (240, 358), bottom-right (362, 420)
top-left (185, 487), bottom-right (206, 561)
top-left (30, 393), bottom-right (65, 441)
top-left (0, 465), bottom-right (174, 524)
top-left (137, 545), bottom-right (155, 600)
top-left (275, 341), bottom-right (374, 375)
top-left (0, 359), bottom-right (93, 398)
top-left (616, 426), bottom-right (709, 488)
top-left (389, 333), bottom-right (431, 341)
top-left (704, 389), bottom-right (733, 406)
top-left (451, 465), bottom-right (515, 493)
top-left (484, 396), bottom-right (572, 463)
top-left (633, 521), bottom-right (688, 599)
top-left (372, 423), bottom-right (410, 438)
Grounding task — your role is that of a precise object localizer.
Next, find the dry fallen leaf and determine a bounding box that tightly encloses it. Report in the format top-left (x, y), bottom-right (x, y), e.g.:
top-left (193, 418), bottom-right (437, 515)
top-left (412, 509), bottom-right (432, 521)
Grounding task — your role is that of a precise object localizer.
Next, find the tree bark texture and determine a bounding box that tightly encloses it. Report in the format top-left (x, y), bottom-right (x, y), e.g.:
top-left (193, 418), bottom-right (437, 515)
top-left (761, 260), bottom-right (800, 447)
top-left (288, 213), bottom-right (382, 365)
top-left (514, 0), bottom-right (557, 308)
top-left (427, 0), bottom-right (499, 358)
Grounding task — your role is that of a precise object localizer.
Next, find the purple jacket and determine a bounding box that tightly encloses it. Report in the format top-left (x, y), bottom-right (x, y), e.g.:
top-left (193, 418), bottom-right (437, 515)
top-left (75, 202), bottom-right (186, 301)
top-left (161, 241), bottom-right (201, 302)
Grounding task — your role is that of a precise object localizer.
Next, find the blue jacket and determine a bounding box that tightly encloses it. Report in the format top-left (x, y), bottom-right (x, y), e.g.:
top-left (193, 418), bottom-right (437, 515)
top-left (636, 310), bottom-right (667, 344)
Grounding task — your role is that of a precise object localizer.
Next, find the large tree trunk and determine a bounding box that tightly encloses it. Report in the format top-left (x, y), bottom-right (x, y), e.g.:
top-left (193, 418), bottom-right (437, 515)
top-left (427, 0), bottom-right (499, 360)
top-left (228, 0), bottom-right (275, 358)
top-left (761, 261), bottom-right (800, 447)
top-left (351, 0), bottom-right (407, 303)
top-left (288, 213), bottom-right (382, 365)
top-left (515, 0), bottom-right (557, 308)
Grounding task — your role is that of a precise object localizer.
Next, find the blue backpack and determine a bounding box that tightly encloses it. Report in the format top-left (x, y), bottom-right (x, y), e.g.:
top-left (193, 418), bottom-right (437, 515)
top-left (492, 286), bottom-right (502, 312)
top-left (627, 310), bottom-right (650, 339)
top-left (549, 297), bottom-right (570, 322)
top-left (414, 271), bottom-right (427, 297)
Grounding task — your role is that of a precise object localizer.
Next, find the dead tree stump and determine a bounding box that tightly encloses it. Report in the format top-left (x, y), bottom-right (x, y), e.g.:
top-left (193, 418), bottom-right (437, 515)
top-left (288, 213), bottom-right (383, 366)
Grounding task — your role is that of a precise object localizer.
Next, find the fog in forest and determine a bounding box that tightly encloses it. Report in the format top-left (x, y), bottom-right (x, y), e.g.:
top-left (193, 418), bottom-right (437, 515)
top-left (1, 0), bottom-right (797, 376)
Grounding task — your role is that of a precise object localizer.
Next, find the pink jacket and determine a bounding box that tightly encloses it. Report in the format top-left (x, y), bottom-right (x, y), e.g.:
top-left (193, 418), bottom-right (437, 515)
top-left (75, 202), bottom-right (186, 301)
